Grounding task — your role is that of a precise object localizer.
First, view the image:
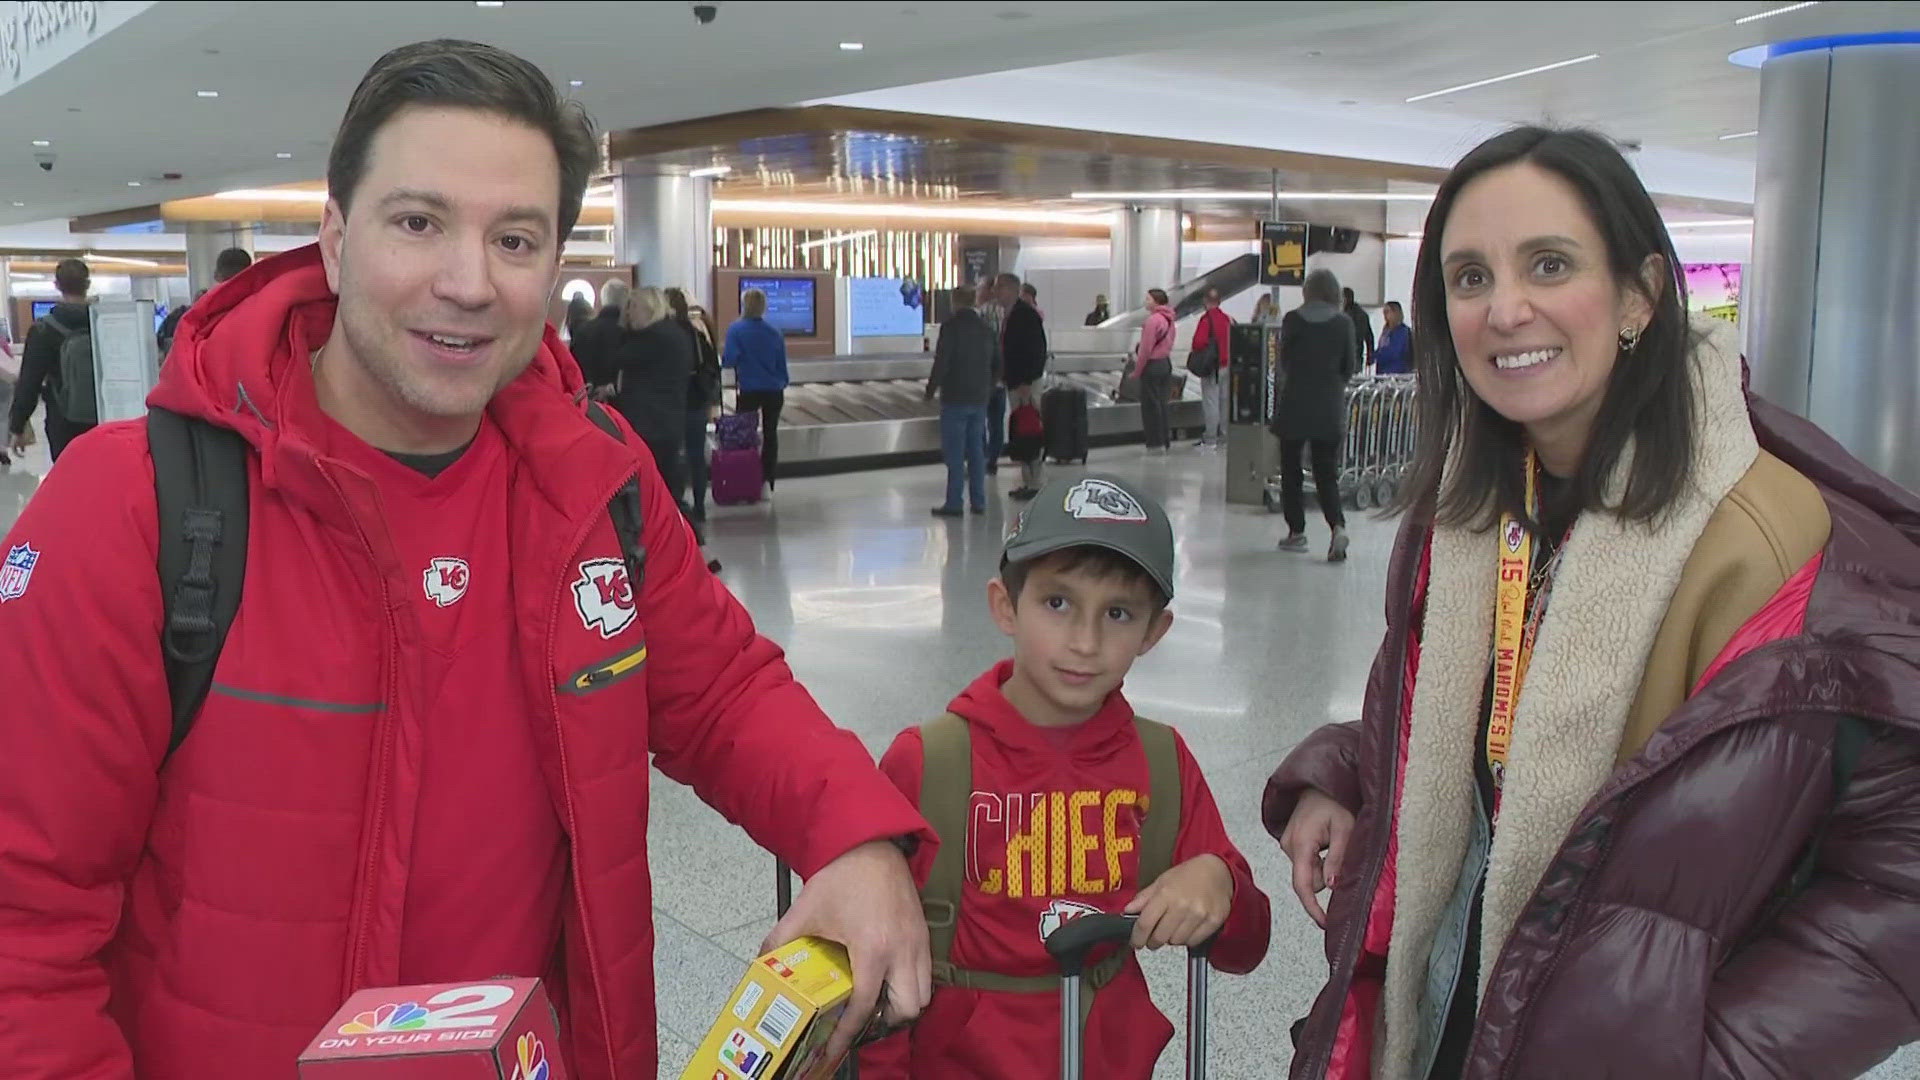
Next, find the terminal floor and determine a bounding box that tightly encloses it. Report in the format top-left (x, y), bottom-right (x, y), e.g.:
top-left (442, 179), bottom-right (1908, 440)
top-left (2, 438), bottom-right (1914, 1079)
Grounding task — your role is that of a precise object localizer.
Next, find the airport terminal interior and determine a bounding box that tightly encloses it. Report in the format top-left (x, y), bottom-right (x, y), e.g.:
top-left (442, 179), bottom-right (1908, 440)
top-left (2, 2), bottom-right (1917, 1077)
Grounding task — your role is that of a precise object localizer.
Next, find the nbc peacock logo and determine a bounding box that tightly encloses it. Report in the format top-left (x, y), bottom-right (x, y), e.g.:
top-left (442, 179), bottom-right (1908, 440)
top-left (511, 1032), bottom-right (550, 1080)
top-left (337, 1001), bottom-right (430, 1035)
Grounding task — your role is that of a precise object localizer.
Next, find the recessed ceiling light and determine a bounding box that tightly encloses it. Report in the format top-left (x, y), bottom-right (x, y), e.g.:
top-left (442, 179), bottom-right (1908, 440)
top-left (10, 201), bottom-right (24, 207)
top-left (1405, 53), bottom-right (1599, 103)
top-left (31, 139), bottom-right (51, 147)
top-left (128, 181), bottom-right (142, 187)
top-left (1735, 2), bottom-right (1818, 25)
top-left (474, 0), bottom-right (504, 6)
top-left (276, 151), bottom-right (293, 158)
top-left (196, 89), bottom-right (219, 98)
top-left (839, 41), bottom-right (865, 51)
top-left (1719, 130), bottom-right (1759, 140)
top-left (569, 79), bottom-right (584, 88)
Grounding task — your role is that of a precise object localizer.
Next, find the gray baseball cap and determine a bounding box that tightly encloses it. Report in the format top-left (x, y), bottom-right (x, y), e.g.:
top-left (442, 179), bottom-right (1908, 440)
top-left (1002, 475), bottom-right (1176, 600)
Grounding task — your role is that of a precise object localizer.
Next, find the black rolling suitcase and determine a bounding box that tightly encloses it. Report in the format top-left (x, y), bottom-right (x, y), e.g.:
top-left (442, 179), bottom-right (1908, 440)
top-left (1042, 385), bottom-right (1089, 464)
top-left (1046, 912), bottom-right (1213, 1079)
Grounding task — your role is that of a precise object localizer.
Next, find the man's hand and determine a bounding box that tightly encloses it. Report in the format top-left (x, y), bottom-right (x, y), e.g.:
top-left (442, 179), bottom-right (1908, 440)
top-left (1278, 787), bottom-right (1355, 928)
top-left (7, 428), bottom-right (31, 455)
top-left (760, 840), bottom-right (931, 1077)
top-left (1123, 854), bottom-right (1233, 951)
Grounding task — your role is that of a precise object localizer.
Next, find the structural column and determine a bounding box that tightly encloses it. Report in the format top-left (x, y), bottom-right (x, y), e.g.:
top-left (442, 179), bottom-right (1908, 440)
top-left (184, 222), bottom-right (254, 296)
top-left (612, 166), bottom-right (713, 304)
top-left (1108, 205), bottom-right (1183, 315)
top-left (1746, 34), bottom-right (1920, 491)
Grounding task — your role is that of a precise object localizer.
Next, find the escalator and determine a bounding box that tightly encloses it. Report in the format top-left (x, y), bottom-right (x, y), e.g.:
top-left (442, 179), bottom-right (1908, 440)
top-left (1096, 253), bottom-right (1262, 331)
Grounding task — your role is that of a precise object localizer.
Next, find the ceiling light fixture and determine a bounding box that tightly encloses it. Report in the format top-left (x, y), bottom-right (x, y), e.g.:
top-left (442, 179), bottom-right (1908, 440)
top-left (703, 198), bottom-right (1106, 227)
top-left (196, 89), bottom-right (219, 98)
top-left (215, 187), bottom-right (328, 202)
top-left (1068, 190), bottom-right (1434, 202)
top-left (85, 252), bottom-right (161, 267)
top-left (1666, 218), bottom-right (1755, 229)
top-left (474, 0), bottom-right (505, 6)
top-left (127, 181), bottom-right (142, 187)
top-left (839, 41), bottom-right (865, 51)
top-left (569, 80), bottom-right (584, 89)
top-left (1719, 130), bottom-right (1759, 140)
top-left (689, 165), bottom-right (732, 178)
top-left (1405, 53), bottom-right (1599, 103)
top-left (31, 139), bottom-right (50, 147)
top-left (10, 201), bottom-right (24, 207)
top-left (275, 151), bottom-right (294, 158)
top-left (1735, 2), bottom-right (1818, 25)
top-left (798, 229), bottom-right (879, 251)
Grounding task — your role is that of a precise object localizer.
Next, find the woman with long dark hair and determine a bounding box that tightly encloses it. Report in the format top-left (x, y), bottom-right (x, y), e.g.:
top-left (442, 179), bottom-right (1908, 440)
top-left (1266, 127), bottom-right (1920, 1079)
top-left (664, 287), bottom-right (721, 522)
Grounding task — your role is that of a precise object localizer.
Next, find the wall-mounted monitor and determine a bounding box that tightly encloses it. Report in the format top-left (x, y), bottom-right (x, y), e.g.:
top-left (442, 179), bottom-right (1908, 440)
top-left (30, 300), bottom-right (59, 321)
top-left (739, 276), bottom-right (817, 337)
top-left (849, 277), bottom-right (926, 338)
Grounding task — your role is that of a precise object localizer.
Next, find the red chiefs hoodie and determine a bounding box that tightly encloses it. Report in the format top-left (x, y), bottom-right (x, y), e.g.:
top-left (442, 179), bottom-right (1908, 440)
top-left (860, 661), bottom-right (1270, 1078)
top-left (0, 246), bottom-right (930, 1079)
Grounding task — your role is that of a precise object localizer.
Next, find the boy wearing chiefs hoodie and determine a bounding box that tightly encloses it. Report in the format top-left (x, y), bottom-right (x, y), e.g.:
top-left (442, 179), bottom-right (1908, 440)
top-left (861, 474), bottom-right (1270, 1078)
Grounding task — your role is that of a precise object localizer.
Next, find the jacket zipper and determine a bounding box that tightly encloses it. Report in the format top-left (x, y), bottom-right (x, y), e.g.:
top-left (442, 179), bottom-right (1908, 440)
top-left (316, 463), bottom-right (403, 993)
top-left (1483, 638), bottom-right (1861, 1077)
top-left (542, 468), bottom-right (638, 1080)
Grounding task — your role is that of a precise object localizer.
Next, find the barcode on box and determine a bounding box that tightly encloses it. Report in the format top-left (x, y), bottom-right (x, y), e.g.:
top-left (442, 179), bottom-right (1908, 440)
top-left (755, 994), bottom-right (803, 1048)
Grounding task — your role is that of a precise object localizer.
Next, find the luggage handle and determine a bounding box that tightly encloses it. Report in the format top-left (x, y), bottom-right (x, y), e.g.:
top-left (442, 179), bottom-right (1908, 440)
top-left (1044, 913), bottom-right (1214, 1080)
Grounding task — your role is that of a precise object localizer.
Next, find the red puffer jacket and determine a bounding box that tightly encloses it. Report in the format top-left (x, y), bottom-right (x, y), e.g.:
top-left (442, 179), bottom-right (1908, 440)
top-left (1266, 392), bottom-right (1920, 1078)
top-left (0, 246), bottom-right (929, 1079)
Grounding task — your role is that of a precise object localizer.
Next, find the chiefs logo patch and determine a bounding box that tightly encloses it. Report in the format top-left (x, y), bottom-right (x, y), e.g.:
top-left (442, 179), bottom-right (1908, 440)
top-left (422, 557), bottom-right (470, 607)
top-left (572, 558), bottom-right (637, 638)
top-left (1037, 899), bottom-right (1104, 944)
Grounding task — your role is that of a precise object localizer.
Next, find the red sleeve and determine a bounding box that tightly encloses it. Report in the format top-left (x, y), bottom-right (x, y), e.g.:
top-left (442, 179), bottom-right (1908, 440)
top-left (0, 423), bottom-right (167, 1077)
top-left (635, 411), bottom-right (933, 877)
top-left (1170, 732), bottom-right (1271, 975)
top-left (854, 730), bottom-right (933, 1078)
top-left (1192, 313), bottom-right (1214, 351)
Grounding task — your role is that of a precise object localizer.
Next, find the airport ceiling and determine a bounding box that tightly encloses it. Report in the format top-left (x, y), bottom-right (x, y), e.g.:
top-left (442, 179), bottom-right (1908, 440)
top-left (2, 0), bottom-right (1912, 232)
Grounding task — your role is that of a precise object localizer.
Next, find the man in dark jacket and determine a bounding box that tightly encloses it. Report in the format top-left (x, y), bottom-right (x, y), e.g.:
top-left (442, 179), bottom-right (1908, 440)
top-left (157, 247), bottom-right (253, 357)
top-left (568, 277), bottom-right (629, 390)
top-left (926, 285), bottom-right (1001, 516)
top-left (1275, 270), bottom-right (1360, 562)
top-left (994, 271), bottom-right (1048, 499)
top-left (8, 258), bottom-right (94, 462)
top-left (1341, 287), bottom-right (1374, 368)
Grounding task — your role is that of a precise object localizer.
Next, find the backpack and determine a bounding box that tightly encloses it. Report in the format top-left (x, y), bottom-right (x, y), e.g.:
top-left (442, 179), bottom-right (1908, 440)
top-left (1006, 402), bottom-right (1045, 464)
top-left (149, 401), bottom-right (646, 759)
top-left (914, 712), bottom-right (1181, 1025)
top-left (38, 316), bottom-right (98, 424)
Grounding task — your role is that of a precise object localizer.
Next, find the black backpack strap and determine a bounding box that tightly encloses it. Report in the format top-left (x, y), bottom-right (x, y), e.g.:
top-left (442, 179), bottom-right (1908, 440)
top-left (586, 402), bottom-right (646, 591)
top-left (149, 406), bottom-right (250, 760)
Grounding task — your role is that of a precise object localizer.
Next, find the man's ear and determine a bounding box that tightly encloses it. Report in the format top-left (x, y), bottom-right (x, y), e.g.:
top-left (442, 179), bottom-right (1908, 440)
top-left (987, 577), bottom-right (1020, 638)
top-left (318, 198), bottom-right (347, 294)
top-left (1137, 607), bottom-right (1175, 656)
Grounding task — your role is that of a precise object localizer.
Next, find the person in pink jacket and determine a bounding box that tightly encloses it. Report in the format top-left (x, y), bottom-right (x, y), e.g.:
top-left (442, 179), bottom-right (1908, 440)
top-left (0, 40), bottom-right (932, 1079)
top-left (1130, 289), bottom-right (1178, 452)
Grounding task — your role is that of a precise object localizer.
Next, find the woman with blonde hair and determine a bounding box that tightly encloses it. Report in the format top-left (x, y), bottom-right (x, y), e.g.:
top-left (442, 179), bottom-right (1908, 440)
top-left (610, 286), bottom-right (697, 509)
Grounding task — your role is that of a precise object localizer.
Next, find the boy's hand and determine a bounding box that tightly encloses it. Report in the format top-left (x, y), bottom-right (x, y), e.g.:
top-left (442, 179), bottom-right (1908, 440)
top-left (1123, 854), bottom-right (1233, 950)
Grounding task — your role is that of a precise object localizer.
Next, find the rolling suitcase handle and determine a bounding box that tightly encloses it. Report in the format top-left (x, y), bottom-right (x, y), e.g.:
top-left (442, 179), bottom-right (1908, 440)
top-left (1043, 913), bottom-right (1213, 1080)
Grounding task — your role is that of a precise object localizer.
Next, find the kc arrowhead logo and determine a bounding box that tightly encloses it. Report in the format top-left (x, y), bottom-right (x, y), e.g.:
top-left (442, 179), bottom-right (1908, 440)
top-left (422, 557), bottom-right (470, 607)
top-left (572, 558), bottom-right (637, 638)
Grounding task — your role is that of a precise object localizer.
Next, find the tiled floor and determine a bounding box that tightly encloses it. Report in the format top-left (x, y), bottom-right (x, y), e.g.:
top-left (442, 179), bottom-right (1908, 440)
top-left (2, 433), bottom-right (1913, 1080)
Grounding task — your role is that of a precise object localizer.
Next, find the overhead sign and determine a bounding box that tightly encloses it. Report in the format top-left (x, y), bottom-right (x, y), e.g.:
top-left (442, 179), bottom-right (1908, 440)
top-left (2, 1), bottom-right (99, 87)
top-left (1259, 221), bottom-right (1307, 287)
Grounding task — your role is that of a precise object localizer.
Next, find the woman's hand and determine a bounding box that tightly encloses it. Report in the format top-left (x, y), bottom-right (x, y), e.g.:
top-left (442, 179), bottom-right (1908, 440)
top-left (1279, 788), bottom-right (1355, 928)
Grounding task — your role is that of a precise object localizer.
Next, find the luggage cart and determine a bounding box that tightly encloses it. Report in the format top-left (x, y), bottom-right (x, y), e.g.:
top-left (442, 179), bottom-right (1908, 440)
top-left (1263, 377), bottom-right (1419, 516)
top-left (1045, 913), bottom-right (1212, 1079)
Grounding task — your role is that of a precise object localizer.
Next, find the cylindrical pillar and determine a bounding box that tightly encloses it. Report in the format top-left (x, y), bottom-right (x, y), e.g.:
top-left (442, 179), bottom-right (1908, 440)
top-left (184, 223), bottom-right (254, 296)
top-left (612, 168), bottom-right (713, 305)
top-left (1746, 35), bottom-right (1920, 491)
top-left (1108, 205), bottom-right (1183, 312)
top-left (0, 257), bottom-right (12, 343)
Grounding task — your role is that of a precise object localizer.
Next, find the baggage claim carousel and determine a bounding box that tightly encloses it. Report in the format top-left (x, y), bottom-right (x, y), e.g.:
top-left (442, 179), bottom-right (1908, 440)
top-left (727, 352), bottom-right (1207, 475)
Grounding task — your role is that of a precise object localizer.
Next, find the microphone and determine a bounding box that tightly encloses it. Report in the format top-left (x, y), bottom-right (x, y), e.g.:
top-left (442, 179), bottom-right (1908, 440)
top-left (299, 977), bottom-right (565, 1078)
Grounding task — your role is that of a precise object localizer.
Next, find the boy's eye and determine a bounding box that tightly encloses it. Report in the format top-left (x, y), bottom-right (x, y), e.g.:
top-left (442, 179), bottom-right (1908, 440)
top-left (1044, 596), bottom-right (1069, 612)
top-left (1107, 607), bottom-right (1135, 623)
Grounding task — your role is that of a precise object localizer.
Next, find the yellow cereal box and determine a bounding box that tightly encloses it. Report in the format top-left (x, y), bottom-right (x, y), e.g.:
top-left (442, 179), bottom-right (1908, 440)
top-left (679, 936), bottom-right (856, 1080)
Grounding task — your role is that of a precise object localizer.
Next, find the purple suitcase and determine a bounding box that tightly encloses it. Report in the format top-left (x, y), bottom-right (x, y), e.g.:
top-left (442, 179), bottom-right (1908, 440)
top-left (710, 446), bottom-right (764, 506)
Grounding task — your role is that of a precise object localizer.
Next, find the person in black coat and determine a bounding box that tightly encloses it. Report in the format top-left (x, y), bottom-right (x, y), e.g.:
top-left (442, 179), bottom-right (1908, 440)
top-left (8, 258), bottom-right (94, 462)
top-left (1274, 269), bottom-right (1361, 563)
top-left (609, 286), bottom-right (696, 507)
top-left (993, 272), bottom-right (1050, 499)
top-left (1342, 286), bottom-right (1375, 367)
top-left (664, 287), bottom-right (721, 522)
top-left (569, 279), bottom-right (629, 392)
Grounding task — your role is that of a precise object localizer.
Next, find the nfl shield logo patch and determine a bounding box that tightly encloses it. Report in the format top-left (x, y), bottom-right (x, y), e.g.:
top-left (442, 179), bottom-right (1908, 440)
top-left (1, 543), bottom-right (41, 603)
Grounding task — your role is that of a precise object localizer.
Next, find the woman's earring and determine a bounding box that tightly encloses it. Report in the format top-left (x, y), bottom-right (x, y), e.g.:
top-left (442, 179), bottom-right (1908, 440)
top-left (1618, 325), bottom-right (1642, 355)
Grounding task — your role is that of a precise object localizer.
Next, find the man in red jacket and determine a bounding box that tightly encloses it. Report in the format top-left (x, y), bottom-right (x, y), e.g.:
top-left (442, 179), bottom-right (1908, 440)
top-left (1189, 287), bottom-right (1234, 449)
top-left (0, 39), bottom-right (931, 1079)
top-left (860, 475), bottom-right (1270, 1077)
